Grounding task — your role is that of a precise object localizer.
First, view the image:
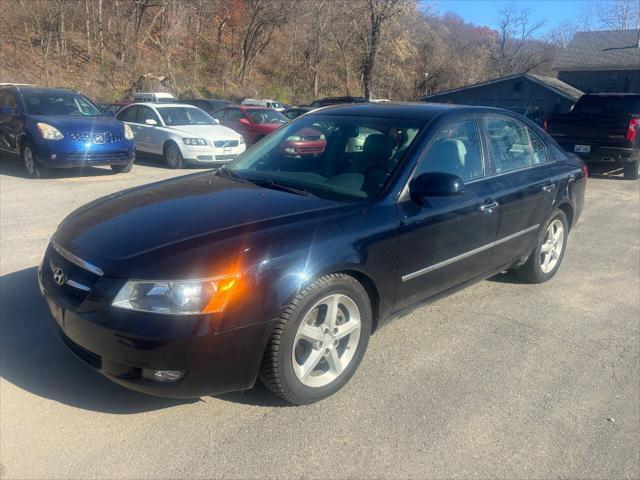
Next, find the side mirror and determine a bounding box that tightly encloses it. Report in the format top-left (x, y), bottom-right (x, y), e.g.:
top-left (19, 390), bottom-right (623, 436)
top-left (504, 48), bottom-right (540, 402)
top-left (213, 118), bottom-right (220, 125)
top-left (144, 118), bottom-right (158, 126)
top-left (239, 118), bottom-right (250, 125)
top-left (409, 172), bottom-right (465, 202)
top-left (0, 106), bottom-right (17, 115)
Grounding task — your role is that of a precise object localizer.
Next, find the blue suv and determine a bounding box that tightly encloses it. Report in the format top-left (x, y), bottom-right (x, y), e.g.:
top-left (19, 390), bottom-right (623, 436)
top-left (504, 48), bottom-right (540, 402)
top-left (0, 85), bottom-right (135, 178)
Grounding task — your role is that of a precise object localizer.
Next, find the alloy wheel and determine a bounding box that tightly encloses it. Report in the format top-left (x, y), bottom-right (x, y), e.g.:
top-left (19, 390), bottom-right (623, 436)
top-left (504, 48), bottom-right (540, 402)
top-left (23, 146), bottom-right (35, 175)
top-left (292, 294), bottom-right (361, 388)
top-left (540, 219), bottom-right (564, 273)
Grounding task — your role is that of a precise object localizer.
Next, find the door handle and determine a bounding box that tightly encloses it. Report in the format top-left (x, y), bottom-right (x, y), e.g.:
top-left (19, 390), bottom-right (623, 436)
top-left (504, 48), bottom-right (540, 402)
top-left (479, 201), bottom-right (499, 213)
top-left (542, 184), bottom-right (557, 192)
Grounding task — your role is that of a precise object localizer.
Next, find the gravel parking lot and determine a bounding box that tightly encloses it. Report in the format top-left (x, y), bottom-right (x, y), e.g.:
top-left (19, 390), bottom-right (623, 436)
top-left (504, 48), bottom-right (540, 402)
top-left (1, 157), bottom-right (638, 479)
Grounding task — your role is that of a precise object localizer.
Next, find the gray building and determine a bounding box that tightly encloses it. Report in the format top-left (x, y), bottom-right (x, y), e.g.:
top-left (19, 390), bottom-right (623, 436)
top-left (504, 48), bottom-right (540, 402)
top-left (421, 73), bottom-right (583, 125)
top-left (556, 29), bottom-right (640, 93)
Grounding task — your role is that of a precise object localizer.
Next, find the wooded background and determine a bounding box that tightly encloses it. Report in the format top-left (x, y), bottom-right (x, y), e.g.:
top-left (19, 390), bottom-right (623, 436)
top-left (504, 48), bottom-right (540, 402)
top-left (0, 0), bottom-right (638, 103)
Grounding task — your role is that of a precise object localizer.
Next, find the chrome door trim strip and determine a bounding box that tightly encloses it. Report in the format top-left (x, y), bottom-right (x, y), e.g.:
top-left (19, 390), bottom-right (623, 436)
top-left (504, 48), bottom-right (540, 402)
top-left (401, 224), bottom-right (540, 282)
top-left (51, 239), bottom-right (104, 276)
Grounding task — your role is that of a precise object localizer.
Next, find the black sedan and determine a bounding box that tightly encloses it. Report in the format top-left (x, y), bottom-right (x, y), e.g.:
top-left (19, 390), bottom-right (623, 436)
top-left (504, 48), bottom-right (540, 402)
top-left (39, 103), bottom-right (586, 405)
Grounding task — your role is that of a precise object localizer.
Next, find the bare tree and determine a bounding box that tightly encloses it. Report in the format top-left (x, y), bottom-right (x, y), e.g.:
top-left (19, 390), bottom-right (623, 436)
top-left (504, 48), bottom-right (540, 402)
top-left (597, 0), bottom-right (640, 30)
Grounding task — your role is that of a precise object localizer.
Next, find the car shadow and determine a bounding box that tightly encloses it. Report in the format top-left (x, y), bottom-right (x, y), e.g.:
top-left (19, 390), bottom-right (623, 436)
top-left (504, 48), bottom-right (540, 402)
top-left (486, 270), bottom-right (529, 284)
top-left (216, 382), bottom-right (293, 408)
top-left (0, 153), bottom-right (115, 179)
top-left (0, 267), bottom-right (193, 413)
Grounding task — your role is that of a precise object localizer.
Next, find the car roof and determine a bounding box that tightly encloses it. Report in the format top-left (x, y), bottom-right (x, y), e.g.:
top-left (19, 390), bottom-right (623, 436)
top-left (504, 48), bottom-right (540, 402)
top-left (127, 102), bottom-right (200, 109)
top-left (309, 102), bottom-right (492, 121)
top-left (9, 86), bottom-right (77, 95)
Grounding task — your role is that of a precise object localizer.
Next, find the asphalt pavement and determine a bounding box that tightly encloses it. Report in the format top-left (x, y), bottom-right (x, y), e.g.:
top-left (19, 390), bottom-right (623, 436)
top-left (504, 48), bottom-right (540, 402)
top-left (1, 157), bottom-right (638, 479)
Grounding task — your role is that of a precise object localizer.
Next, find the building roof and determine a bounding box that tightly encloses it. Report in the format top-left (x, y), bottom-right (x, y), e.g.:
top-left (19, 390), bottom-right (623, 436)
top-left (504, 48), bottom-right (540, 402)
top-left (556, 29), bottom-right (640, 71)
top-left (421, 73), bottom-right (584, 101)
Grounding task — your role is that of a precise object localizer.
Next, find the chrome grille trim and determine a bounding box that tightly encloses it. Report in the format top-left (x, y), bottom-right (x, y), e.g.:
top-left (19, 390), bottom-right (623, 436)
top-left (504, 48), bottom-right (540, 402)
top-left (51, 239), bottom-right (104, 276)
top-left (66, 279), bottom-right (91, 291)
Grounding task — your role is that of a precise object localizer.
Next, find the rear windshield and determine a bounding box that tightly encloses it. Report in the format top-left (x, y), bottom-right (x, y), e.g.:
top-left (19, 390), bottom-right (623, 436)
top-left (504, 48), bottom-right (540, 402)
top-left (573, 95), bottom-right (640, 115)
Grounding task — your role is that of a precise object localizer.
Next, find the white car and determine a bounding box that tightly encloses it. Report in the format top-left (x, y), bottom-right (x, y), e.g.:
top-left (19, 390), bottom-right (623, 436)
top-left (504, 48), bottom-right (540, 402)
top-left (116, 103), bottom-right (246, 168)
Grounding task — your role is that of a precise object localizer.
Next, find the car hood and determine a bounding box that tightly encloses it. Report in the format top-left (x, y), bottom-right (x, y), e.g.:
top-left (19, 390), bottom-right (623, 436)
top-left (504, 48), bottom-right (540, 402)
top-left (30, 115), bottom-right (123, 133)
top-left (55, 172), bottom-right (346, 275)
top-left (164, 124), bottom-right (241, 140)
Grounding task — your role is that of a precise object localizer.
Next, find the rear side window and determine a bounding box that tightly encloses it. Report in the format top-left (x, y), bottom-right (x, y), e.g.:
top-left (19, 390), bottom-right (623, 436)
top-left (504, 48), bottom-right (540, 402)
top-left (485, 116), bottom-right (534, 174)
top-left (416, 119), bottom-right (484, 182)
top-left (0, 90), bottom-right (18, 109)
top-left (528, 129), bottom-right (548, 164)
top-left (139, 106), bottom-right (160, 124)
top-left (117, 106), bottom-right (139, 123)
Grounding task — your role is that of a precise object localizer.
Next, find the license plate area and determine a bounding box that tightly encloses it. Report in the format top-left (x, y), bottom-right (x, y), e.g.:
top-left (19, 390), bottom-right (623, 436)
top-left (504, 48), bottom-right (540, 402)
top-left (574, 144), bottom-right (591, 153)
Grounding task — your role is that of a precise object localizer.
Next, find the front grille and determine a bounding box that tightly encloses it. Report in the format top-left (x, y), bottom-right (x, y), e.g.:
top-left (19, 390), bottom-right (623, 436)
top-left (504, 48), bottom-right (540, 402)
top-left (67, 151), bottom-right (130, 163)
top-left (69, 132), bottom-right (123, 143)
top-left (214, 140), bottom-right (239, 148)
top-left (42, 243), bottom-right (101, 311)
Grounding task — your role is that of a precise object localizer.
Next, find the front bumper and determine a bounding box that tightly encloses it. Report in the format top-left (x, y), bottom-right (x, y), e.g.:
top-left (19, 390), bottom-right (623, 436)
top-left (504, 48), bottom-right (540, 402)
top-left (35, 140), bottom-right (135, 168)
top-left (179, 143), bottom-right (246, 164)
top-left (38, 251), bottom-right (270, 399)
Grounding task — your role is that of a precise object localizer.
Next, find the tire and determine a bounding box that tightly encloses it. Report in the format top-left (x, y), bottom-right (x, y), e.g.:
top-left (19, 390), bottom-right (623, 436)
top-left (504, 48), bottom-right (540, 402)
top-left (514, 209), bottom-right (569, 283)
top-left (111, 162), bottom-right (133, 173)
top-left (22, 142), bottom-right (49, 179)
top-left (623, 159), bottom-right (639, 180)
top-left (260, 273), bottom-right (372, 405)
top-left (164, 143), bottom-right (184, 169)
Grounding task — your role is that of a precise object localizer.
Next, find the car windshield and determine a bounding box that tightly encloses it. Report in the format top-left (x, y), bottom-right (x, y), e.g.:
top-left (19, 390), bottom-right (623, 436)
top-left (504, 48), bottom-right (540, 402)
top-left (157, 107), bottom-right (216, 126)
top-left (248, 109), bottom-right (287, 125)
top-left (22, 93), bottom-right (102, 116)
top-left (225, 114), bottom-right (422, 202)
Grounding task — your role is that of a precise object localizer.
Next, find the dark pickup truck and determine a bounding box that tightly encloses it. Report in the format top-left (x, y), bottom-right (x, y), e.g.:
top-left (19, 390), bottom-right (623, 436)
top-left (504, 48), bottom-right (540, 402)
top-left (546, 93), bottom-right (639, 179)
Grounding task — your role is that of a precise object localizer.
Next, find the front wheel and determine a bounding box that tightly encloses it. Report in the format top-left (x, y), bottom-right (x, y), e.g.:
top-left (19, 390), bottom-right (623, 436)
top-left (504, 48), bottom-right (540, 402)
top-left (260, 273), bottom-right (372, 405)
top-left (22, 142), bottom-right (49, 178)
top-left (623, 159), bottom-right (639, 180)
top-left (514, 209), bottom-right (569, 283)
top-left (164, 143), bottom-right (184, 169)
top-left (111, 162), bottom-right (133, 173)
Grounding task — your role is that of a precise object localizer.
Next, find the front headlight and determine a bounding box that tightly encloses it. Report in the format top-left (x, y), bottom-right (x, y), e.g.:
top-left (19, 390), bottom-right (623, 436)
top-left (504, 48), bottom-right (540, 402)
top-left (182, 137), bottom-right (207, 146)
top-left (123, 123), bottom-right (134, 140)
top-left (286, 135), bottom-right (302, 142)
top-left (239, 136), bottom-right (245, 145)
top-left (112, 274), bottom-right (240, 314)
top-left (37, 123), bottom-right (64, 140)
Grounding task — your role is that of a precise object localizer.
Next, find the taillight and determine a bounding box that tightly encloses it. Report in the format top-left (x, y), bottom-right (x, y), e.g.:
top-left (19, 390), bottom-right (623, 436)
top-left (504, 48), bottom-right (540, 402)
top-left (543, 118), bottom-right (548, 132)
top-left (627, 118), bottom-right (639, 143)
top-left (582, 163), bottom-right (588, 181)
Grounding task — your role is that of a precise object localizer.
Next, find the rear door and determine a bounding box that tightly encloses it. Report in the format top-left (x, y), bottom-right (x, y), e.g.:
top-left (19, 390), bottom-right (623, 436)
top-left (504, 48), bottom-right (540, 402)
top-left (116, 106), bottom-right (145, 150)
top-left (396, 116), bottom-right (500, 309)
top-left (137, 106), bottom-right (164, 154)
top-left (482, 115), bottom-right (556, 269)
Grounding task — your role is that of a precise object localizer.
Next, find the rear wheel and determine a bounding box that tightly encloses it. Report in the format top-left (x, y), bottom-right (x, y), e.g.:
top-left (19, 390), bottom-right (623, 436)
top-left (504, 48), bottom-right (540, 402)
top-left (164, 143), bottom-right (184, 169)
top-left (260, 273), bottom-right (372, 405)
top-left (22, 142), bottom-right (49, 178)
top-left (623, 159), bottom-right (639, 180)
top-left (514, 209), bottom-right (568, 283)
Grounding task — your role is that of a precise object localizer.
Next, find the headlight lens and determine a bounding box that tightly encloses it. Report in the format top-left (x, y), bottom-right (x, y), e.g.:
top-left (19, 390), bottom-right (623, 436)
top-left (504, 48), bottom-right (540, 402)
top-left (286, 135), bottom-right (302, 142)
top-left (37, 123), bottom-right (64, 140)
top-left (239, 136), bottom-right (245, 145)
top-left (182, 137), bottom-right (207, 146)
top-left (112, 274), bottom-right (240, 314)
top-left (123, 123), bottom-right (134, 140)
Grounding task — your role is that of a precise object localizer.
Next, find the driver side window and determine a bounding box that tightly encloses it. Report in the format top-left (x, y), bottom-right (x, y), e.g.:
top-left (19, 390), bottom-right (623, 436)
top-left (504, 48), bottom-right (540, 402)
top-left (415, 119), bottom-right (484, 182)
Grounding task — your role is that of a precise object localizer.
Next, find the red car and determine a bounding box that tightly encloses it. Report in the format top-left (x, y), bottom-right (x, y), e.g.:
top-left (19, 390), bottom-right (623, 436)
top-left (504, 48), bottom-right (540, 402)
top-left (214, 106), bottom-right (287, 145)
top-left (281, 127), bottom-right (326, 156)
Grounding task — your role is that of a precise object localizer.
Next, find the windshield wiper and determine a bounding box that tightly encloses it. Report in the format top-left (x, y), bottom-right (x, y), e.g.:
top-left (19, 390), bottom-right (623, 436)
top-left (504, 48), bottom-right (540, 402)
top-left (249, 178), bottom-right (314, 197)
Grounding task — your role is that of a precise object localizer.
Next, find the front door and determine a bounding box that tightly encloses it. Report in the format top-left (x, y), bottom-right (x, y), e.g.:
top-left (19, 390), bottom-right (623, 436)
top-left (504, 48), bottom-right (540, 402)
top-left (481, 115), bottom-right (556, 269)
top-left (396, 117), bottom-right (500, 309)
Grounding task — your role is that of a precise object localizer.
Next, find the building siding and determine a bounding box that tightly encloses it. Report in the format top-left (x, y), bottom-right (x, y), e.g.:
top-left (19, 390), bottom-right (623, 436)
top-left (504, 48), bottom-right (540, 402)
top-left (558, 70), bottom-right (640, 94)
